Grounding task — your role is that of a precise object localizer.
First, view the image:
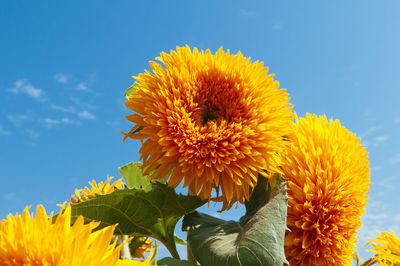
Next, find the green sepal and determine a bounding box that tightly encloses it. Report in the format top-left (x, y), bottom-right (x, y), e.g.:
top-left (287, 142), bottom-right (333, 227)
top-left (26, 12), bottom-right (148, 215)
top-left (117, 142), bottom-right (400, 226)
top-left (125, 83), bottom-right (141, 96)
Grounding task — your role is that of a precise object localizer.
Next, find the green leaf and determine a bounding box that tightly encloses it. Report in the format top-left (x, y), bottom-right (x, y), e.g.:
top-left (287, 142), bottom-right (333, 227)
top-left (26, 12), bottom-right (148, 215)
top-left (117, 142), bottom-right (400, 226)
top-left (174, 235), bottom-right (186, 246)
top-left (157, 257), bottom-right (197, 266)
top-left (70, 183), bottom-right (206, 260)
top-left (182, 176), bottom-right (289, 266)
top-left (119, 162), bottom-right (152, 191)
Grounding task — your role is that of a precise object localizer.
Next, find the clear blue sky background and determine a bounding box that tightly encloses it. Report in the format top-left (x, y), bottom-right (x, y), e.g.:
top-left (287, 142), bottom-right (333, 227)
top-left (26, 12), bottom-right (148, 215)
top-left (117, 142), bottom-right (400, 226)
top-left (1, 0), bottom-right (399, 261)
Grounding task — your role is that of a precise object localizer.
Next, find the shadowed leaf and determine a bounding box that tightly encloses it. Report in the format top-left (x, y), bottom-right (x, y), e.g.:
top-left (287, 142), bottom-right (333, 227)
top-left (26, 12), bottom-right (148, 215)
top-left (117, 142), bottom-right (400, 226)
top-left (157, 257), bottom-right (197, 266)
top-left (182, 176), bottom-right (288, 266)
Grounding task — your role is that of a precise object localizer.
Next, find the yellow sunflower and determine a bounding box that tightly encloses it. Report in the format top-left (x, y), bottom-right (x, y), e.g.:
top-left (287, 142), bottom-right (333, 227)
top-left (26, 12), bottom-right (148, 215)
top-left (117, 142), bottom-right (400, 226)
top-left (122, 46), bottom-right (293, 208)
top-left (366, 230), bottom-right (400, 265)
top-left (70, 176), bottom-right (124, 203)
top-left (59, 177), bottom-right (154, 258)
top-left (0, 204), bottom-right (151, 265)
top-left (279, 113), bottom-right (371, 265)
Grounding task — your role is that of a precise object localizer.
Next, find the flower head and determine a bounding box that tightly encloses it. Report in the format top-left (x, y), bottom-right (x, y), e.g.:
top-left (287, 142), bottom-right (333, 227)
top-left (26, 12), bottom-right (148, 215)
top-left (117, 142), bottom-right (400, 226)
top-left (59, 177), bottom-right (124, 210)
top-left (280, 114), bottom-right (371, 265)
top-left (0, 204), bottom-right (141, 266)
top-left (70, 176), bottom-right (124, 203)
top-left (122, 46), bottom-right (293, 208)
top-left (366, 230), bottom-right (400, 265)
top-left (59, 177), bottom-right (154, 258)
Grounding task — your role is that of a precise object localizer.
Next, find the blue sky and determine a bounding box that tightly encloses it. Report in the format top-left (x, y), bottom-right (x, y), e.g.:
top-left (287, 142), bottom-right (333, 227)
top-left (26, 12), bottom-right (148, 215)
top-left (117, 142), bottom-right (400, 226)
top-left (1, 0), bottom-right (400, 260)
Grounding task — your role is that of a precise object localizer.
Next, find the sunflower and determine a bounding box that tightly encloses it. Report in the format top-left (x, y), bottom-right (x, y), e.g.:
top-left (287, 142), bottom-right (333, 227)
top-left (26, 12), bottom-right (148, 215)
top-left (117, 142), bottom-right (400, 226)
top-left (122, 46), bottom-right (293, 208)
top-left (279, 114), bottom-right (371, 265)
top-left (59, 177), bottom-right (154, 258)
top-left (130, 237), bottom-right (154, 259)
top-left (366, 230), bottom-right (400, 265)
top-left (0, 204), bottom-right (151, 265)
top-left (70, 176), bottom-right (124, 203)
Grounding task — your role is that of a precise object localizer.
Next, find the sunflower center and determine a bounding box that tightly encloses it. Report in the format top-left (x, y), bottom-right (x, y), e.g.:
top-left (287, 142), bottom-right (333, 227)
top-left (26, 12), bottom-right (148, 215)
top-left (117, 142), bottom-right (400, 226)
top-left (196, 76), bottom-right (241, 126)
top-left (200, 100), bottom-right (223, 126)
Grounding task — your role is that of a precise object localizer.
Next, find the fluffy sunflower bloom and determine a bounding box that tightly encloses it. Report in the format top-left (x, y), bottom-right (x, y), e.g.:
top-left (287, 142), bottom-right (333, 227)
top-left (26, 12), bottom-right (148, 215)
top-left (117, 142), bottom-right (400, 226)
top-left (366, 230), bottom-right (400, 265)
top-left (0, 205), bottom-right (150, 266)
top-left (122, 46), bottom-right (293, 208)
top-left (279, 114), bottom-right (371, 265)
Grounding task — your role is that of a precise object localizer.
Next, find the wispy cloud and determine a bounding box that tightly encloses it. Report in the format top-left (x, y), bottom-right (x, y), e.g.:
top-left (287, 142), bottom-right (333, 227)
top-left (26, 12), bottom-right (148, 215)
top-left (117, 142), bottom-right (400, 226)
top-left (237, 9), bottom-right (256, 17)
top-left (374, 135), bottom-right (388, 144)
top-left (390, 154), bottom-right (400, 165)
top-left (8, 79), bottom-right (45, 100)
top-left (272, 23), bottom-right (282, 30)
top-left (43, 117), bottom-right (77, 128)
top-left (76, 82), bottom-right (89, 91)
top-left (43, 118), bottom-right (60, 128)
top-left (49, 104), bottom-right (76, 113)
top-left (54, 73), bottom-right (69, 84)
top-left (0, 125), bottom-right (11, 135)
top-left (360, 127), bottom-right (378, 138)
top-left (106, 120), bottom-right (120, 127)
top-left (78, 111), bottom-right (96, 120)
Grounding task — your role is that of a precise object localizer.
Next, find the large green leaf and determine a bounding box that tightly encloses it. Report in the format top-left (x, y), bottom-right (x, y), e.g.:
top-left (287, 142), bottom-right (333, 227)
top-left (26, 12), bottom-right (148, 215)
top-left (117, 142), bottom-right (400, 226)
top-left (70, 183), bottom-right (206, 259)
top-left (182, 176), bottom-right (288, 266)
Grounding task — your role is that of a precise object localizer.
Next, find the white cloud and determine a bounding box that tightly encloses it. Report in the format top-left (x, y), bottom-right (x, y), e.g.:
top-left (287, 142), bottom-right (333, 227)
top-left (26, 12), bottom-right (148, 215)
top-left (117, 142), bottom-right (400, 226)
top-left (78, 111), bottom-right (95, 120)
top-left (106, 121), bottom-right (120, 127)
top-left (8, 79), bottom-right (45, 100)
top-left (76, 82), bottom-right (89, 91)
top-left (49, 104), bottom-right (76, 113)
top-left (61, 117), bottom-right (75, 124)
top-left (0, 125), bottom-right (11, 135)
top-left (272, 24), bottom-right (282, 30)
top-left (43, 117), bottom-right (77, 128)
top-left (54, 73), bottom-right (69, 83)
top-left (374, 135), bottom-right (388, 144)
top-left (390, 154), bottom-right (400, 165)
top-left (43, 118), bottom-right (60, 128)
top-left (237, 9), bottom-right (256, 17)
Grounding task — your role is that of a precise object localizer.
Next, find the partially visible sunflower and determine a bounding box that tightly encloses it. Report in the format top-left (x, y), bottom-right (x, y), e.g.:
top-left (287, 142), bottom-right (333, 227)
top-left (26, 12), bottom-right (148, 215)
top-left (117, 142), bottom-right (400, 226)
top-left (279, 114), bottom-right (371, 265)
top-left (59, 177), bottom-right (154, 258)
top-left (130, 237), bottom-right (154, 259)
top-left (366, 230), bottom-right (400, 265)
top-left (122, 46), bottom-right (293, 209)
top-left (0, 204), bottom-right (150, 265)
top-left (70, 176), bottom-right (124, 203)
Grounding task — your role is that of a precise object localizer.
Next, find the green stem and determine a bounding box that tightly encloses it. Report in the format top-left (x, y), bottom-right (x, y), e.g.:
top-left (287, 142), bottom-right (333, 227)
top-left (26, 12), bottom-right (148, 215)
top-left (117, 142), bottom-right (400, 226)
top-left (165, 242), bottom-right (180, 260)
top-left (187, 234), bottom-right (196, 263)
